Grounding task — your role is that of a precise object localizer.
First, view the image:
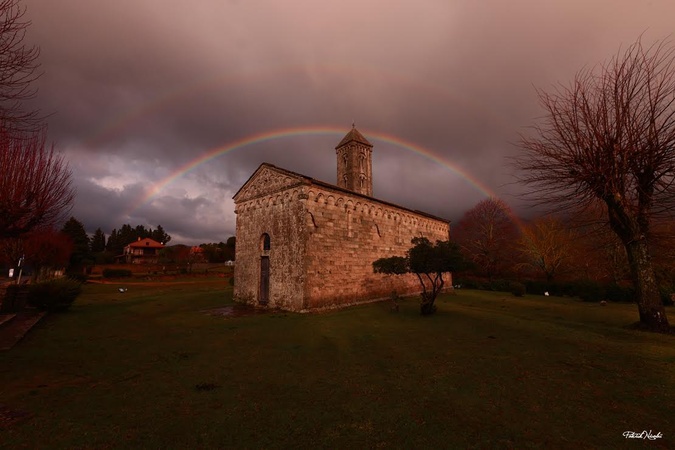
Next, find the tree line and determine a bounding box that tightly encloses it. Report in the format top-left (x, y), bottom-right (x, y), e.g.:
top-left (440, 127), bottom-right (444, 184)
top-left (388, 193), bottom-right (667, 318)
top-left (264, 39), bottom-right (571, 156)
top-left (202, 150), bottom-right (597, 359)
top-left (451, 197), bottom-right (675, 289)
top-left (1, 214), bottom-right (236, 274)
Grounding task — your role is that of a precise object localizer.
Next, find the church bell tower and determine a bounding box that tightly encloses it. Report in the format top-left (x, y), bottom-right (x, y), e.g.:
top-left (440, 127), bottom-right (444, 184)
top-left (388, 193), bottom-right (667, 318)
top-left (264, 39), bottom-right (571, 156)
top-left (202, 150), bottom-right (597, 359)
top-left (335, 124), bottom-right (373, 196)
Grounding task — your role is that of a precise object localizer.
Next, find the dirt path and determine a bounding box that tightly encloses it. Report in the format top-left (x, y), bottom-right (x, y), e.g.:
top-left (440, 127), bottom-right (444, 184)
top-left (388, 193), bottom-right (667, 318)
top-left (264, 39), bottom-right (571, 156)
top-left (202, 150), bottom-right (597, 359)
top-left (86, 279), bottom-right (230, 287)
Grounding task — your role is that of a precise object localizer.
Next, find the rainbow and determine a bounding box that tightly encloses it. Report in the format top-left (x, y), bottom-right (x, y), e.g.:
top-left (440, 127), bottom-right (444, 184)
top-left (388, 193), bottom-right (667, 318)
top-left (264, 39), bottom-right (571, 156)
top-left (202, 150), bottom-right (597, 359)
top-left (126, 126), bottom-right (522, 228)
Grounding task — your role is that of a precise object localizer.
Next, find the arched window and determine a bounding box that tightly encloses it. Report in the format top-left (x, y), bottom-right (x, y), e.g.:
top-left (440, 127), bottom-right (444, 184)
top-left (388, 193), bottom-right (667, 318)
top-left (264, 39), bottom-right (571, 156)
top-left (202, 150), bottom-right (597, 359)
top-left (261, 233), bottom-right (271, 251)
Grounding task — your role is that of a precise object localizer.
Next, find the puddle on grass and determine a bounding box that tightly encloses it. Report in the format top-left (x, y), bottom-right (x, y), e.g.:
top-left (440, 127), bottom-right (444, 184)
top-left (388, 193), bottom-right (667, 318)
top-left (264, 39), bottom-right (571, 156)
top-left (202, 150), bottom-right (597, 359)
top-left (202, 304), bottom-right (280, 318)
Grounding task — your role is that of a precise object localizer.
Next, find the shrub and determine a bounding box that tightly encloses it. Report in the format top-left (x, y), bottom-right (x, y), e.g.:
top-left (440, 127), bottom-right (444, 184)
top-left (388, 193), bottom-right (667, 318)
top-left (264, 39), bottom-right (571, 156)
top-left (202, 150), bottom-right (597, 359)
top-left (511, 282), bottom-right (526, 297)
top-left (577, 281), bottom-right (606, 302)
top-left (67, 272), bottom-right (89, 283)
top-left (453, 277), bottom-right (483, 290)
top-left (659, 286), bottom-right (674, 306)
top-left (28, 278), bottom-right (82, 312)
top-left (525, 280), bottom-right (547, 296)
top-left (605, 284), bottom-right (635, 303)
top-left (102, 268), bottom-right (133, 278)
top-left (479, 279), bottom-right (511, 292)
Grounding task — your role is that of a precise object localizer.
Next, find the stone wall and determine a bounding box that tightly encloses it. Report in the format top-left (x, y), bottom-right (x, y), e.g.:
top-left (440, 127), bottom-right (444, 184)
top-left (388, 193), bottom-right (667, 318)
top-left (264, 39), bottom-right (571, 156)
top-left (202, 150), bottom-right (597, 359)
top-left (233, 187), bottom-right (308, 310)
top-left (303, 186), bottom-right (451, 310)
top-left (233, 163), bottom-right (452, 312)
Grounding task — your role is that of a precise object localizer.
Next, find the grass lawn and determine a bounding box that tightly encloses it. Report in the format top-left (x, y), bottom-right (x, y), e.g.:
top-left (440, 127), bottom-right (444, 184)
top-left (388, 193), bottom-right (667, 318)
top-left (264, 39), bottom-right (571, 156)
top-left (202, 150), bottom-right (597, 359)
top-left (1, 282), bottom-right (673, 449)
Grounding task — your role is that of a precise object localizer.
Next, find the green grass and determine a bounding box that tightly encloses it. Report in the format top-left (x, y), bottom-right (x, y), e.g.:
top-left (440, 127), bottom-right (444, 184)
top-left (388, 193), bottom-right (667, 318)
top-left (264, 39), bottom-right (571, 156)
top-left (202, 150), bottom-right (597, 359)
top-left (1, 284), bottom-right (673, 449)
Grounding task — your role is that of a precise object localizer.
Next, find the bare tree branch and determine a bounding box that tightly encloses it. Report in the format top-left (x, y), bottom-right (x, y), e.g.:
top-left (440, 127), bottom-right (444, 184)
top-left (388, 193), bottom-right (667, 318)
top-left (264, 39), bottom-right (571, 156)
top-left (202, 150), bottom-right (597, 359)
top-left (0, 127), bottom-right (74, 239)
top-left (0, 0), bottom-right (42, 133)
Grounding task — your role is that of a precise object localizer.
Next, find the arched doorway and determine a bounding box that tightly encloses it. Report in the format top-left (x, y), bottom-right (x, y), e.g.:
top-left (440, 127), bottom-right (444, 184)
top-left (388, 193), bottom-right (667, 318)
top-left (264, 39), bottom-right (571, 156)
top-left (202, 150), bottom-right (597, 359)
top-left (259, 233), bottom-right (271, 305)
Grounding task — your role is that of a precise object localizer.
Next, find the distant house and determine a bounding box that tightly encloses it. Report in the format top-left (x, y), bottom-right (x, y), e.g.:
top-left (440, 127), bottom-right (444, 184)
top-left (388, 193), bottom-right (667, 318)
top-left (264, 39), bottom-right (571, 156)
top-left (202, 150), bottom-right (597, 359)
top-left (123, 238), bottom-right (165, 264)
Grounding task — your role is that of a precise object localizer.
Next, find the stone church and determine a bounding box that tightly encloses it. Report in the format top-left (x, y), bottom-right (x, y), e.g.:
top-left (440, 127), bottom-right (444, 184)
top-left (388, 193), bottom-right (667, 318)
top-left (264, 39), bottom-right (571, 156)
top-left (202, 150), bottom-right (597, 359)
top-left (233, 126), bottom-right (451, 312)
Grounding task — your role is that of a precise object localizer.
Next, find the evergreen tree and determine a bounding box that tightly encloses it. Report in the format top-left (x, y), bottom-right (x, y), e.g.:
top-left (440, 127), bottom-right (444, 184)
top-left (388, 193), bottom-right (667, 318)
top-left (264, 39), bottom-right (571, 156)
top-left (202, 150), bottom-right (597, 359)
top-left (134, 224), bottom-right (148, 240)
top-left (90, 228), bottom-right (106, 253)
top-left (118, 224), bottom-right (135, 248)
top-left (151, 225), bottom-right (171, 244)
top-left (61, 217), bottom-right (92, 270)
top-left (224, 236), bottom-right (235, 261)
top-left (106, 228), bottom-right (120, 254)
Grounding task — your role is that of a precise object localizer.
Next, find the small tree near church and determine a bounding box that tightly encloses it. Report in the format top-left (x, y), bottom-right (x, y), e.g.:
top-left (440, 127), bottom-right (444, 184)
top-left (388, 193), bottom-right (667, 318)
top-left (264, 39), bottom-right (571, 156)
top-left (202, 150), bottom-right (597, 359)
top-left (373, 237), bottom-right (469, 315)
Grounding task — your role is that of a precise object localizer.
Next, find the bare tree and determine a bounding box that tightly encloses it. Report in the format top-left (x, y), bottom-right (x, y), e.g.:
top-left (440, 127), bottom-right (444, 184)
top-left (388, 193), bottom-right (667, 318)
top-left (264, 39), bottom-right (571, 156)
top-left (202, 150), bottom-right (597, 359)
top-left (0, 127), bottom-right (74, 239)
top-left (517, 38), bottom-right (675, 332)
top-left (0, 0), bottom-right (41, 133)
top-left (0, 1), bottom-right (72, 241)
top-left (517, 216), bottom-right (576, 282)
top-left (453, 197), bottom-right (519, 280)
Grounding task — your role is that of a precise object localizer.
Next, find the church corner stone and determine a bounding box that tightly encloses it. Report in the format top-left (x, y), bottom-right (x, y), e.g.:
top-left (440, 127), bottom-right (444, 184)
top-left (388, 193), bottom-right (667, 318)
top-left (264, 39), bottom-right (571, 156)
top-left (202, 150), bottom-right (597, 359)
top-left (233, 128), bottom-right (451, 312)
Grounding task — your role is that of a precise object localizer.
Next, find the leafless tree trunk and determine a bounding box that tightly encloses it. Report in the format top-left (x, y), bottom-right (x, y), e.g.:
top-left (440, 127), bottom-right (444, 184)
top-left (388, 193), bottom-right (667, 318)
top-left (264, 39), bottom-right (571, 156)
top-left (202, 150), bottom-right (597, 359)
top-left (517, 38), bottom-right (675, 333)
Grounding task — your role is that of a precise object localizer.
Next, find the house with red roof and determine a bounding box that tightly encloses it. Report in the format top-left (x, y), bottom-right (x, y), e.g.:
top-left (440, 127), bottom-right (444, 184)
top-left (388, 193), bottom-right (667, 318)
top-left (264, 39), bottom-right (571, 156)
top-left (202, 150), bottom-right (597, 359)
top-left (123, 237), bottom-right (165, 264)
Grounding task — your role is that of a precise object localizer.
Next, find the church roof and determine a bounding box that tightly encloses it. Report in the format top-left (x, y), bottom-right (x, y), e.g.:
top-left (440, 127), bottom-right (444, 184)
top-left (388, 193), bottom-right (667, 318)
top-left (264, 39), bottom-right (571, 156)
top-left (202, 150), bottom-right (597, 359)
top-left (234, 163), bottom-right (449, 224)
top-left (335, 126), bottom-right (373, 149)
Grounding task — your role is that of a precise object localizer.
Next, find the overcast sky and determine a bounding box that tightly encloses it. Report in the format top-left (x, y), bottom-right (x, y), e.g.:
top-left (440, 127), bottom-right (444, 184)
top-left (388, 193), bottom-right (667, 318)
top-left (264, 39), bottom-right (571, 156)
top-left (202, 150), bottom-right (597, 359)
top-left (22, 0), bottom-right (675, 245)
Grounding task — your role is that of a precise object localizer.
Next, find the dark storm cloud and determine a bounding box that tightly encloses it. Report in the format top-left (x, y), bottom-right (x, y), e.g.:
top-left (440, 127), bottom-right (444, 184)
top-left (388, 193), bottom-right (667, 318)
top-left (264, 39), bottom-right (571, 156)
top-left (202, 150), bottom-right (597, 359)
top-left (22, 0), bottom-right (675, 244)
top-left (69, 178), bottom-right (145, 233)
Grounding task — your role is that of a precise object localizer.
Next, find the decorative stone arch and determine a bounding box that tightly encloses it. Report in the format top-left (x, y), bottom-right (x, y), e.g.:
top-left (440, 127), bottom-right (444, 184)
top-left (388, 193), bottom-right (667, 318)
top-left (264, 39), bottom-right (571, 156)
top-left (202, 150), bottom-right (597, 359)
top-left (306, 212), bottom-right (318, 229)
top-left (260, 233), bottom-right (271, 252)
top-left (326, 195), bottom-right (336, 206)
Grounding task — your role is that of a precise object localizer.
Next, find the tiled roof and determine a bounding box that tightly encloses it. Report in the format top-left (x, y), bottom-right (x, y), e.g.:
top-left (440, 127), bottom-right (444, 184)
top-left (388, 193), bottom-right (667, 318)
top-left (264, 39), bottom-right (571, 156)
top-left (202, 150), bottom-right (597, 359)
top-left (335, 126), bottom-right (373, 149)
top-left (127, 238), bottom-right (165, 248)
